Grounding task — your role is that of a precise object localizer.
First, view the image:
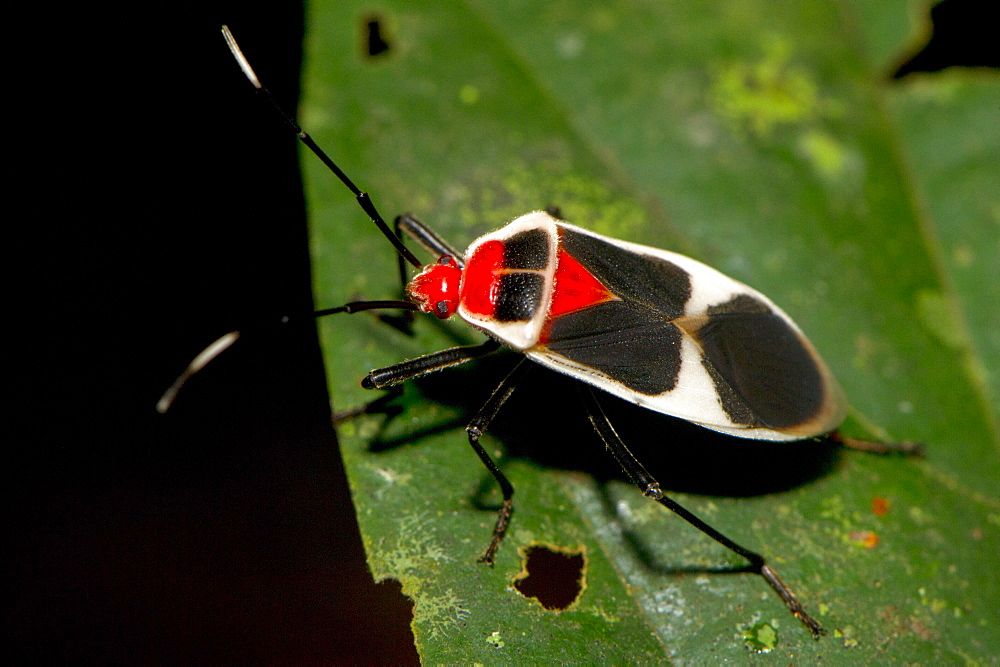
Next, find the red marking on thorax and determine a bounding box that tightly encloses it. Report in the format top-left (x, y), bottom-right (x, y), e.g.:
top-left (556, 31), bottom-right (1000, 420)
top-left (548, 249), bottom-right (615, 319)
top-left (459, 240), bottom-right (505, 317)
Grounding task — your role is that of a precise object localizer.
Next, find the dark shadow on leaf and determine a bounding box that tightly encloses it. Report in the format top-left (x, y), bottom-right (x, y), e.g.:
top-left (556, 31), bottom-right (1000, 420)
top-left (354, 349), bottom-right (841, 498)
top-left (593, 479), bottom-right (771, 578)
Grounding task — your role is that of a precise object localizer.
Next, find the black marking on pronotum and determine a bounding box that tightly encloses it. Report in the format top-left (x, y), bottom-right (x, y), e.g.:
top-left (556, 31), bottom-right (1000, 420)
top-left (503, 229), bottom-right (549, 270)
top-left (162, 25), bottom-right (923, 641)
top-left (494, 272), bottom-right (545, 322)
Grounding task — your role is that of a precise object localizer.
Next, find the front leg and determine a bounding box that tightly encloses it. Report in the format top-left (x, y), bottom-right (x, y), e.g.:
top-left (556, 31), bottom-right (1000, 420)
top-left (463, 359), bottom-right (533, 565)
top-left (361, 339), bottom-right (501, 389)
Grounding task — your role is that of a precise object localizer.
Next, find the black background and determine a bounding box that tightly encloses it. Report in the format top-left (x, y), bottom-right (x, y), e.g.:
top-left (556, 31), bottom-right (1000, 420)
top-left (12, 1), bottom-right (995, 662)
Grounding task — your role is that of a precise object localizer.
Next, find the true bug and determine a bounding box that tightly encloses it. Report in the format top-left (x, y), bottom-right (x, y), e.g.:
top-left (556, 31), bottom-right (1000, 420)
top-left (165, 26), bottom-right (921, 639)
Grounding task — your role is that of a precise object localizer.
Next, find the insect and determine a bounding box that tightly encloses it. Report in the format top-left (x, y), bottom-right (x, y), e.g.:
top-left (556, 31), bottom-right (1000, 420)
top-left (164, 25), bottom-right (921, 639)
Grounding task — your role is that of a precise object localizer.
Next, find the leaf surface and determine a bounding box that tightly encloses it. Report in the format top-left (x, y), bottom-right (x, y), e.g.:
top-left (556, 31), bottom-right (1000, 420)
top-left (302, 0), bottom-right (999, 661)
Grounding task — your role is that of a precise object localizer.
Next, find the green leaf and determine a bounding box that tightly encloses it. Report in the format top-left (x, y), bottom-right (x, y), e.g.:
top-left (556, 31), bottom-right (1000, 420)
top-left (302, 0), bottom-right (999, 661)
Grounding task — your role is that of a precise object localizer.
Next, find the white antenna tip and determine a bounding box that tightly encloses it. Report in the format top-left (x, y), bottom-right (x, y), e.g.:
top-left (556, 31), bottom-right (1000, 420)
top-left (221, 25), bottom-right (262, 89)
top-left (156, 331), bottom-right (242, 413)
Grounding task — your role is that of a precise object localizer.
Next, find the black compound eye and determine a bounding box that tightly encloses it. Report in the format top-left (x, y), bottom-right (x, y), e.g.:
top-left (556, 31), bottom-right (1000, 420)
top-left (435, 301), bottom-right (452, 317)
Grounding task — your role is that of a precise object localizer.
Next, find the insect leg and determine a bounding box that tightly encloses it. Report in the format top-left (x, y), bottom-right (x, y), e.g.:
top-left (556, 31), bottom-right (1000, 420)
top-left (827, 430), bottom-right (925, 456)
top-left (395, 213), bottom-right (465, 264)
top-left (580, 386), bottom-right (826, 639)
top-left (394, 213), bottom-right (466, 292)
top-left (464, 359), bottom-right (534, 565)
top-left (362, 338), bottom-right (501, 389)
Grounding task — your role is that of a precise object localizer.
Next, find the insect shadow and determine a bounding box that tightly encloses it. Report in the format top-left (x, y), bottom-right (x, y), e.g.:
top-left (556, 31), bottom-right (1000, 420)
top-left (359, 349), bottom-right (841, 500)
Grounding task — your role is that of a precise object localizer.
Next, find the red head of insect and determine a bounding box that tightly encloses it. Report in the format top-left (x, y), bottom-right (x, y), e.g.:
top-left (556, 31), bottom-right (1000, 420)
top-left (406, 255), bottom-right (463, 318)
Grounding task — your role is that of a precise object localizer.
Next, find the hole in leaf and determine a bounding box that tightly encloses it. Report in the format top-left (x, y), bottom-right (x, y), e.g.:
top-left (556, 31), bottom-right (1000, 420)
top-left (894, 0), bottom-right (998, 78)
top-left (513, 543), bottom-right (586, 611)
top-left (363, 15), bottom-right (390, 58)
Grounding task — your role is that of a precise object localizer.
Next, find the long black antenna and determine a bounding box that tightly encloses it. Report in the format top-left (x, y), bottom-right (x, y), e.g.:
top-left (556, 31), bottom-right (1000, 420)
top-left (221, 25), bottom-right (422, 269)
top-left (157, 29), bottom-right (424, 414)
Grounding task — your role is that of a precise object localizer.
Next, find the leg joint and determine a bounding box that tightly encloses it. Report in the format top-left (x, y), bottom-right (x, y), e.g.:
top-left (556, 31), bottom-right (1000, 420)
top-left (642, 482), bottom-right (664, 500)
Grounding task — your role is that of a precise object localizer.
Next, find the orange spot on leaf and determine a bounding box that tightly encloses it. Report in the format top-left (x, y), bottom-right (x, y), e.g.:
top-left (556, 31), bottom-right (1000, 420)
top-left (849, 530), bottom-right (879, 549)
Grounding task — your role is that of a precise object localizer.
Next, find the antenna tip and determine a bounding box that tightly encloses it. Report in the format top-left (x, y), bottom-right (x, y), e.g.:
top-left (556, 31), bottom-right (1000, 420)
top-left (221, 24), bottom-right (263, 89)
top-left (156, 331), bottom-right (242, 414)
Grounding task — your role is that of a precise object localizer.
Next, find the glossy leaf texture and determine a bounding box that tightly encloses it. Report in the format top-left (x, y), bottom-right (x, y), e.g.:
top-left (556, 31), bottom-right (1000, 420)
top-left (301, 0), bottom-right (999, 661)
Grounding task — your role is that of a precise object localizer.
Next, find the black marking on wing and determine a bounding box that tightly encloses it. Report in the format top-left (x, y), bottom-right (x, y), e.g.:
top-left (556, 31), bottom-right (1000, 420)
top-left (544, 301), bottom-right (683, 395)
top-left (698, 295), bottom-right (825, 428)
